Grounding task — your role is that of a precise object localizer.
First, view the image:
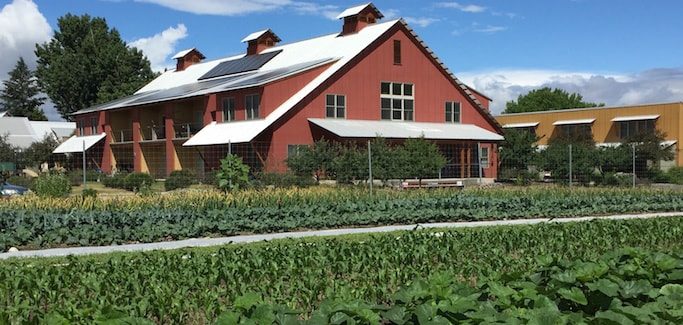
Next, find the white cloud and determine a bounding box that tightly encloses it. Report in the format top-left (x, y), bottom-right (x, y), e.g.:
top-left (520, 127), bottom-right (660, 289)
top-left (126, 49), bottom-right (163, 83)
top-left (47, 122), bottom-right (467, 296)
top-left (473, 25), bottom-right (507, 33)
top-left (435, 2), bottom-right (486, 13)
top-left (130, 24), bottom-right (188, 72)
top-left (458, 68), bottom-right (683, 114)
top-left (134, 0), bottom-right (292, 16)
top-left (404, 17), bottom-right (440, 28)
top-left (382, 9), bottom-right (400, 20)
top-left (290, 2), bottom-right (339, 20)
top-left (0, 0), bottom-right (52, 77)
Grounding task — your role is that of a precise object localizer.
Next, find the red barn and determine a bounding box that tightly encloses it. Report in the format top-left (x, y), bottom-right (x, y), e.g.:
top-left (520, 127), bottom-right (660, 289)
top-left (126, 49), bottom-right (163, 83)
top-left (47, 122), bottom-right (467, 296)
top-left (55, 3), bottom-right (503, 180)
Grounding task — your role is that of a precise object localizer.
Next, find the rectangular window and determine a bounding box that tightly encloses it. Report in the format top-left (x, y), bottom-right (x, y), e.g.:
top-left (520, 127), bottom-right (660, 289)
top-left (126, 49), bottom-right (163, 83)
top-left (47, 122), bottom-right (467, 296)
top-left (445, 101), bottom-right (461, 123)
top-left (287, 144), bottom-right (308, 158)
top-left (380, 82), bottom-right (414, 121)
top-left (222, 97), bottom-right (235, 122)
top-left (90, 117), bottom-right (98, 134)
top-left (325, 94), bottom-right (346, 118)
top-left (393, 40), bottom-right (401, 65)
top-left (619, 120), bottom-right (655, 139)
top-left (559, 124), bottom-right (592, 138)
top-left (245, 94), bottom-right (260, 120)
top-left (78, 120), bottom-right (85, 136)
top-left (480, 147), bottom-right (489, 168)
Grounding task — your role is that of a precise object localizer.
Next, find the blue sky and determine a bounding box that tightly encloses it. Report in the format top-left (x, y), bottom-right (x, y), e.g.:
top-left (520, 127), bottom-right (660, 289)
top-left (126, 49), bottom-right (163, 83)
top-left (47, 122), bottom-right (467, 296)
top-left (1, 0), bottom-right (682, 118)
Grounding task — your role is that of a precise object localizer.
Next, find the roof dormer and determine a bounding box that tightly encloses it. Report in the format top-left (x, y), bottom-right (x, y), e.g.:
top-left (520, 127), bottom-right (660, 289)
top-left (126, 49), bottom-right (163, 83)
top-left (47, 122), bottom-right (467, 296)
top-left (173, 48), bottom-right (205, 72)
top-left (242, 29), bottom-right (281, 56)
top-left (337, 3), bottom-right (383, 36)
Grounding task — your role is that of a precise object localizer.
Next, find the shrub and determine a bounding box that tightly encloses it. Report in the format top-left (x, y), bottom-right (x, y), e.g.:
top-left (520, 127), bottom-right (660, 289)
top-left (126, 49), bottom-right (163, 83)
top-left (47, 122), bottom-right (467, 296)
top-left (102, 172), bottom-right (128, 189)
top-left (600, 172), bottom-right (633, 187)
top-left (164, 170), bottom-right (197, 191)
top-left (254, 172), bottom-right (315, 188)
top-left (81, 188), bottom-right (98, 198)
top-left (216, 154), bottom-right (249, 192)
top-left (666, 167), bottom-right (683, 185)
top-left (33, 173), bottom-right (71, 198)
top-left (123, 173), bottom-right (154, 192)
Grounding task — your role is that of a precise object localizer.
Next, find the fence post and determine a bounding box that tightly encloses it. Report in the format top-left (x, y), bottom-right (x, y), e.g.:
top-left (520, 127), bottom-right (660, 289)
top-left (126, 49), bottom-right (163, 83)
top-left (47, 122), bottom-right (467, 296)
top-left (568, 144), bottom-right (573, 187)
top-left (632, 143), bottom-right (636, 188)
top-left (477, 142), bottom-right (483, 184)
top-left (228, 140), bottom-right (232, 189)
top-left (82, 140), bottom-right (87, 190)
top-left (367, 140), bottom-right (373, 195)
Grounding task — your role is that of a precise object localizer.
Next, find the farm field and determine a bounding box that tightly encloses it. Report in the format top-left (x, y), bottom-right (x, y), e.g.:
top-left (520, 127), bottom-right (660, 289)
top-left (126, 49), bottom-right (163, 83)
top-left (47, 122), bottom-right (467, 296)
top-left (1, 187), bottom-right (683, 250)
top-left (1, 217), bottom-right (682, 323)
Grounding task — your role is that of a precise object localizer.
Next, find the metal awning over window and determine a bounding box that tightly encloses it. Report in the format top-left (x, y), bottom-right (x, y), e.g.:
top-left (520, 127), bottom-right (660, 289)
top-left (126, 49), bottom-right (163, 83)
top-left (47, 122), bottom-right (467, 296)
top-left (53, 134), bottom-right (106, 154)
top-left (552, 118), bottom-right (595, 126)
top-left (502, 122), bottom-right (539, 128)
top-left (611, 115), bottom-right (660, 122)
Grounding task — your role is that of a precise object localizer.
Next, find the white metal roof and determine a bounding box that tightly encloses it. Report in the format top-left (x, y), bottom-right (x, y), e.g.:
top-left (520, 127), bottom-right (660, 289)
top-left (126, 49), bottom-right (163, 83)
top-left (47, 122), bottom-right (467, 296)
top-left (598, 140), bottom-right (677, 148)
top-left (0, 117), bottom-right (75, 149)
top-left (308, 118), bottom-right (504, 141)
top-left (183, 121), bottom-right (270, 146)
top-left (502, 122), bottom-right (539, 128)
top-left (241, 29), bottom-right (270, 42)
top-left (611, 115), bottom-right (660, 122)
top-left (0, 111), bottom-right (8, 117)
top-left (30, 121), bottom-right (76, 139)
top-left (552, 118), bottom-right (596, 126)
top-left (53, 134), bottom-right (106, 154)
top-left (336, 3), bottom-right (376, 19)
top-left (172, 48), bottom-right (195, 59)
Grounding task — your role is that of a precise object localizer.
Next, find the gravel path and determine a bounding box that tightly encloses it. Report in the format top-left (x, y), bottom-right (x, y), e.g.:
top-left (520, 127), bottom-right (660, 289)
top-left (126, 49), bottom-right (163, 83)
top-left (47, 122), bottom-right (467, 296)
top-left (1, 212), bottom-right (680, 260)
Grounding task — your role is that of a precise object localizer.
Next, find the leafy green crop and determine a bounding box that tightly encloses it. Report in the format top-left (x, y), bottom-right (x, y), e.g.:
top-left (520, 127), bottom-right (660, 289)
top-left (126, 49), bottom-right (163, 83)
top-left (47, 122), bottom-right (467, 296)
top-left (1, 187), bottom-right (683, 250)
top-left (0, 217), bottom-right (681, 323)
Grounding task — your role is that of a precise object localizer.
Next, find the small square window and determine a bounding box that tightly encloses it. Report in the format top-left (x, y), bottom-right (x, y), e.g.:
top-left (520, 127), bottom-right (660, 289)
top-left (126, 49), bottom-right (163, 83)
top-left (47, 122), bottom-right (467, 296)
top-left (381, 82), bottom-right (391, 95)
top-left (404, 84), bottom-right (413, 96)
top-left (381, 98), bottom-right (391, 109)
top-left (392, 83), bottom-right (402, 96)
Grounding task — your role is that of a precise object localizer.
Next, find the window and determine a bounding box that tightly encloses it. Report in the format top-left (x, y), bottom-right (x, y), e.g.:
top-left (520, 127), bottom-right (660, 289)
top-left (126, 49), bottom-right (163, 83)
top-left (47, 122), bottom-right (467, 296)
top-left (90, 117), bottom-right (98, 134)
top-left (245, 94), bottom-right (260, 120)
top-left (393, 40), bottom-right (401, 65)
top-left (480, 147), bottom-right (489, 168)
top-left (445, 102), bottom-right (461, 123)
top-left (77, 120), bottom-right (85, 136)
top-left (222, 97), bottom-right (235, 122)
top-left (380, 82), bottom-right (414, 121)
top-left (326, 94), bottom-right (346, 118)
top-left (619, 120), bottom-right (655, 139)
top-left (558, 124), bottom-right (592, 139)
top-left (287, 144), bottom-right (308, 158)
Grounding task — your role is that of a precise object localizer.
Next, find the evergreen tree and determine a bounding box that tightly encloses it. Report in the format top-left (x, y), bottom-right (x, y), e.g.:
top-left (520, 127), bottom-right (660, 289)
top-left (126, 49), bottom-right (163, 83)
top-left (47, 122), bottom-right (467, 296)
top-left (35, 14), bottom-right (156, 121)
top-left (0, 58), bottom-right (47, 121)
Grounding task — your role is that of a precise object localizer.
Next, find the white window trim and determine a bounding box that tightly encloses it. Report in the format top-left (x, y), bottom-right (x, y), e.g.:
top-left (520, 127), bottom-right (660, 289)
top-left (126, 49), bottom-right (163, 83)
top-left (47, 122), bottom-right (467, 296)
top-left (222, 97), bottom-right (235, 122)
top-left (480, 147), bottom-right (489, 168)
top-left (325, 94), bottom-right (346, 119)
top-left (245, 94), bottom-right (260, 120)
top-left (380, 81), bottom-right (414, 121)
top-left (445, 101), bottom-right (461, 124)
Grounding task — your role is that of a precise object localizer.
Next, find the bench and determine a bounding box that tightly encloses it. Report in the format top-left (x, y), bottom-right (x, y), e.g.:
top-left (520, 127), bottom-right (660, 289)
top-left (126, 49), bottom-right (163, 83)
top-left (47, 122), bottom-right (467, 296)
top-left (400, 179), bottom-right (464, 190)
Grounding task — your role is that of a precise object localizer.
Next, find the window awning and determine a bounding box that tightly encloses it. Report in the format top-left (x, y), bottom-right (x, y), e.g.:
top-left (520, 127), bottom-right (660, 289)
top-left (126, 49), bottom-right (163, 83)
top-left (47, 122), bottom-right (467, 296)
top-left (53, 133), bottom-right (106, 154)
top-left (182, 120), bottom-right (270, 146)
top-left (611, 115), bottom-right (660, 122)
top-left (552, 118), bottom-right (595, 126)
top-left (502, 122), bottom-right (539, 128)
top-left (308, 118), bottom-right (504, 141)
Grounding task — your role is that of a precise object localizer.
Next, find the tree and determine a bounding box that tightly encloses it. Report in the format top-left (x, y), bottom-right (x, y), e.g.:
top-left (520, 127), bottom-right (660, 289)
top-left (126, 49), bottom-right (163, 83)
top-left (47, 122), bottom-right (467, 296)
top-left (504, 87), bottom-right (604, 114)
top-left (537, 137), bottom-right (599, 185)
top-left (0, 58), bottom-right (46, 121)
top-left (402, 137), bottom-right (446, 184)
top-left (499, 129), bottom-right (540, 179)
top-left (22, 135), bottom-right (60, 168)
top-left (285, 139), bottom-right (336, 182)
top-left (216, 154), bottom-right (250, 192)
top-left (624, 130), bottom-right (674, 176)
top-left (35, 14), bottom-right (156, 120)
top-left (332, 144), bottom-right (367, 184)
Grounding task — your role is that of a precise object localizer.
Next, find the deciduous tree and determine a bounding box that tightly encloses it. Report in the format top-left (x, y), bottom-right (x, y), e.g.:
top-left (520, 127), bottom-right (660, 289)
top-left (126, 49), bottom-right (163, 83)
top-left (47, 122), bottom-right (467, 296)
top-left (504, 87), bottom-right (604, 114)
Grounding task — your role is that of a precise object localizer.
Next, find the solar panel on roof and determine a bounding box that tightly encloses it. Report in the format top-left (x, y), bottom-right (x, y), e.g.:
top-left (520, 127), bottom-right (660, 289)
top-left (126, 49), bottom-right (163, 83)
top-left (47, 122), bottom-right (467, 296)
top-left (214, 58), bottom-right (334, 92)
top-left (199, 50), bottom-right (282, 80)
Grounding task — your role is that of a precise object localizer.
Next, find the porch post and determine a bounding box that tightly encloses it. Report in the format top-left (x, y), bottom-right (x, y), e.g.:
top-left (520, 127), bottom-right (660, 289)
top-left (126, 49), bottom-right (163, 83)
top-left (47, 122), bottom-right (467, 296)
top-left (100, 111), bottom-right (113, 174)
top-left (459, 145), bottom-right (465, 178)
top-left (164, 104), bottom-right (176, 176)
top-left (132, 110), bottom-right (143, 172)
top-left (466, 144), bottom-right (472, 178)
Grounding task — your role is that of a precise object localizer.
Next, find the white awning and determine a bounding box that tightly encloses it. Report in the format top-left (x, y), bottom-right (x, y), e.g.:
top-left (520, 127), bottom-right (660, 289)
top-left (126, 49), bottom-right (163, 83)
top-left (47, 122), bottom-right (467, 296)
top-left (308, 118), bottom-right (504, 141)
top-left (595, 140), bottom-right (677, 148)
top-left (552, 118), bottom-right (595, 126)
top-left (182, 120), bottom-right (270, 146)
top-left (611, 115), bottom-right (660, 122)
top-left (53, 134), bottom-right (106, 154)
top-left (502, 122), bottom-right (539, 128)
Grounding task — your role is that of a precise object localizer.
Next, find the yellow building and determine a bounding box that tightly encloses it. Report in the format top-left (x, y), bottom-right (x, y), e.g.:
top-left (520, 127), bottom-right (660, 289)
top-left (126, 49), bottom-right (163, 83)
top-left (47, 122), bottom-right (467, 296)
top-left (495, 102), bottom-right (683, 168)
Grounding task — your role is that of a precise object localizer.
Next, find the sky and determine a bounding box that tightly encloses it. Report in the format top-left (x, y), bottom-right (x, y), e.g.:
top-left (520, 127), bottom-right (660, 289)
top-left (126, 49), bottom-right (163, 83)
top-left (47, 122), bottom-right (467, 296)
top-left (1, 0), bottom-right (682, 120)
